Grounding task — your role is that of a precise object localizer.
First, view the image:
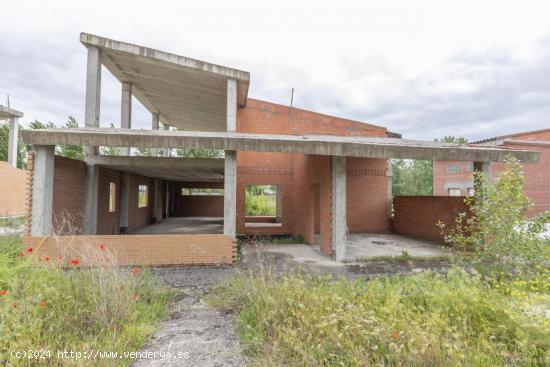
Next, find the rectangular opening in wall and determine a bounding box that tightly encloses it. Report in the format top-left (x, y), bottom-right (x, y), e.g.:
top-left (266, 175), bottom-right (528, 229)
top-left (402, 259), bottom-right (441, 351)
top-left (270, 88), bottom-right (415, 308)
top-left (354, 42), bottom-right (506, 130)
top-left (245, 184), bottom-right (282, 227)
top-left (181, 188), bottom-right (224, 196)
top-left (138, 185), bottom-right (148, 208)
top-left (109, 182), bottom-right (116, 212)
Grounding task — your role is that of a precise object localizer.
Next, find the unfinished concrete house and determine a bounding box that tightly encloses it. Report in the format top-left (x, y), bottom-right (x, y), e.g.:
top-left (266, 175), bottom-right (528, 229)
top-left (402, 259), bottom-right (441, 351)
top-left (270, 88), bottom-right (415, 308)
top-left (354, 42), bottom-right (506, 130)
top-left (20, 33), bottom-right (540, 265)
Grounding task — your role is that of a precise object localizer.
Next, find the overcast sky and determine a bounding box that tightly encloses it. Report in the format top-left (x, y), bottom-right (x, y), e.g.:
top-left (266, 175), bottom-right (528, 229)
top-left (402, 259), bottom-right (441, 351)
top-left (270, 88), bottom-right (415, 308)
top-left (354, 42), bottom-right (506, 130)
top-left (1, 0), bottom-right (550, 140)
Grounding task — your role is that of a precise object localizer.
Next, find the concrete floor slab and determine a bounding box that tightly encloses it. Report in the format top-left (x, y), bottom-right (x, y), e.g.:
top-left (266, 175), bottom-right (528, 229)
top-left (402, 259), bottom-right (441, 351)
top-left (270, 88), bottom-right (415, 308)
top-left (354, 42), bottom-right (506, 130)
top-left (130, 217), bottom-right (223, 235)
top-left (246, 233), bottom-right (448, 266)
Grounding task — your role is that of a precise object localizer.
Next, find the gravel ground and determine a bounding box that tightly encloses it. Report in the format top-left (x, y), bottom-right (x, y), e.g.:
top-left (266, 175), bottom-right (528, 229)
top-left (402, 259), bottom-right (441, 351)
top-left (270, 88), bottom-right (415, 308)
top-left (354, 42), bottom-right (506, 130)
top-left (132, 266), bottom-right (244, 367)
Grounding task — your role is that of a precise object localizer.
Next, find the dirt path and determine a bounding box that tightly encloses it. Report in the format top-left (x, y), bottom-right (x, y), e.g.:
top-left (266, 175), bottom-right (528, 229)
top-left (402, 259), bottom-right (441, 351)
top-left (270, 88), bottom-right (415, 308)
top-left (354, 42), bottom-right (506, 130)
top-left (132, 267), bottom-right (244, 367)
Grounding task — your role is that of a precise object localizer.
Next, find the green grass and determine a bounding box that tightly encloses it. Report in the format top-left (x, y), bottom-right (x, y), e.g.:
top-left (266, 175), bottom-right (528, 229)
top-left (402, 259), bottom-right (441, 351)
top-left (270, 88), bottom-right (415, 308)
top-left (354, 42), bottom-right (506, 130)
top-left (245, 193), bottom-right (276, 216)
top-left (0, 216), bottom-right (26, 228)
top-left (210, 269), bottom-right (550, 366)
top-left (358, 251), bottom-right (453, 264)
top-left (0, 237), bottom-right (172, 366)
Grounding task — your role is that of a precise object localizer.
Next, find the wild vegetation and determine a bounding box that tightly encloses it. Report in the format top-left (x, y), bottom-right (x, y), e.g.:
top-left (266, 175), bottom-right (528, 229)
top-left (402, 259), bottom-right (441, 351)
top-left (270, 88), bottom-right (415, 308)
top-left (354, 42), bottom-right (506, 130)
top-left (0, 235), bottom-right (172, 366)
top-left (245, 185), bottom-right (277, 216)
top-left (212, 158), bottom-right (550, 366)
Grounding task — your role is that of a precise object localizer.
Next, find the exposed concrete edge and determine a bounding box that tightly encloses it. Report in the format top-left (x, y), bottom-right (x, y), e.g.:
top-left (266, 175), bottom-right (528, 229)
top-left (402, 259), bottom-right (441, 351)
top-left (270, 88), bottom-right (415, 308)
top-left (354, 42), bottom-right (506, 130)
top-left (21, 128), bottom-right (540, 163)
top-left (0, 105), bottom-right (24, 119)
top-left (85, 155), bottom-right (225, 170)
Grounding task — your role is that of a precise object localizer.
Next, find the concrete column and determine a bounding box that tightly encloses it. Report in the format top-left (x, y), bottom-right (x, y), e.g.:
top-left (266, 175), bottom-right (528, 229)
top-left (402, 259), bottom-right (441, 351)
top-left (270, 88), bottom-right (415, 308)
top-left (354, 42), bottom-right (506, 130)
top-left (120, 82), bottom-right (132, 156)
top-left (119, 172), bottom-right (130, 233)
top-left (8, 117), bottom-right (19, 167)
top-left (165, 180), bottom-right (170, 219)
top-left (83, 164), bottom-right (100, 234)
top-left (155, 179), bottom-right (164, 221)
top-left (30, 145), bottom-right (55, 236)
top-left (160, 123), bottom-right (170, 157)
top-left (387, 159), bottom-right (393, 218)
top-left (223, 78), bottom-right (237, 238)
top-left (151, 112), bottom-right (160, 156)
top-left (332, 156), bottom-right (347, 262)
top-left (84, 45), bottom-right (102, 157)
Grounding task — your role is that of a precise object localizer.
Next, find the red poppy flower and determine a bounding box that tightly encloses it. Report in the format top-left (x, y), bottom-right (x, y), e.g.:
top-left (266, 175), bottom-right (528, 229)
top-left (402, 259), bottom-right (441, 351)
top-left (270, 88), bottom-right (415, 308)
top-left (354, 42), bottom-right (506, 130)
top-left (131, 267), bottom-right (141, 276)
top-left (391, 331), bottom-right (400, 340)
top-left (38, 299), bottom-right (46, 308)
top-left (98, 244), bottom-right (105, 251)
top-left (131, 294), bottom-right (139, 302)
top-left (70, 259), bottom-right (80, 266)
top-left (57, 256), bottom-right (63, 261)
top-left (44, 256), bottom-right (51, 262)
top-left (0, 290), bottom-right (8, 296)
top-left (26, 247), bottom-right (33, 253)
top-left (17, 252), bottom-right (25, 257)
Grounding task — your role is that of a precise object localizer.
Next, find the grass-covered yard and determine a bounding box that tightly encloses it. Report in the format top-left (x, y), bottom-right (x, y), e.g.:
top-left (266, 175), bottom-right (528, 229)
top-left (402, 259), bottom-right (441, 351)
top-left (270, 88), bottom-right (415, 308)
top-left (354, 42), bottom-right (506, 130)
top-left (0, 236), bottom-right (172, 366)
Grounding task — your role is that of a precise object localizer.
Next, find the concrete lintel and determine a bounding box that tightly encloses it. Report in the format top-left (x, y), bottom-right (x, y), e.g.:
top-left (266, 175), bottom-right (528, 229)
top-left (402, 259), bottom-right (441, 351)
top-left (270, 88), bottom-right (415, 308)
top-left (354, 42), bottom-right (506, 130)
top-left (30, 145), bottom-right (55, 236)
top-left (85, 155), bottom-right (225, 170)
top-left (332, 156), bottom-right (347, 262)
top-left (0, 105), bottom-right (24, 119)
top-left (21, 128), bottom-right (541, 163)
top-left (8, 117), bottom-right (19, 167)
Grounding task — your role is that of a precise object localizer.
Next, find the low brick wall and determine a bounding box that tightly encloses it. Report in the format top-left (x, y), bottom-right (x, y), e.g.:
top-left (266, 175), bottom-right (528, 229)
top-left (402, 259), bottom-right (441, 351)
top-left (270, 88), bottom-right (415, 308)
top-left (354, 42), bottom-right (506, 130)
top-left (24, 234), bottom-right (237, 266)
top-left (392, 196), bottom-right (469, 244)
top-left (0, 161), bottom-right (28, 217)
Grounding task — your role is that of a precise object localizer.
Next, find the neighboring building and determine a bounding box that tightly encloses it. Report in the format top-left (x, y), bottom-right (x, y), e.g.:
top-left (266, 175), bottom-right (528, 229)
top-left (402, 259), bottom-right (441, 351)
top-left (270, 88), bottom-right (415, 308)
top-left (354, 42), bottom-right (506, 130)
top-left (19, 33), bottom-right (539, 264)
top-left (0, 161), bottom-right (28, 217)
top-left (434, 129), bottom-right (550, 215)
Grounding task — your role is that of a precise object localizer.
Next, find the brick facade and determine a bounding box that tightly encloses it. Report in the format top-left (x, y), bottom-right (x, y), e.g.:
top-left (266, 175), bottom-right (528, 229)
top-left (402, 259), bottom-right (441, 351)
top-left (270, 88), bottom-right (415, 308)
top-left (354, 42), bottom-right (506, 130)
top-left (392, 196), bottom-right (469, 244)
top-left (434, 129), bottom-right (550, 216)
top-left (0, 161), bottom-right (28, 217)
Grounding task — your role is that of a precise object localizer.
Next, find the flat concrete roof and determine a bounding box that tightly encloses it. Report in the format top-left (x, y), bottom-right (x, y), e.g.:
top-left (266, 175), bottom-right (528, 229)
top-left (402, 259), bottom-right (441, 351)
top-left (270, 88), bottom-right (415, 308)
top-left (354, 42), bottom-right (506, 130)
top-left (86, 155), bottom-right (224, 182)
top-left (0, 105), bottom-right (23, 119)
top-left (21, 128), bottom-right (540, 163)
top-left (80, 33), bottom-right (250, 131)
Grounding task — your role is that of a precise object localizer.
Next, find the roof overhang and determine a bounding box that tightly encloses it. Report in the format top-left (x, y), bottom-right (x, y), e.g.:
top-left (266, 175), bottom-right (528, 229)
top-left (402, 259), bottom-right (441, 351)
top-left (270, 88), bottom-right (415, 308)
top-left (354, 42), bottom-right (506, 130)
top-left (0, 105), bottom-right (23, 119)
top-left (86, 155), bottom-right (224, 182)
top-left (21, 128), bottom-right (540, 163)
top-left (80, 33), bottom-right (250, 131)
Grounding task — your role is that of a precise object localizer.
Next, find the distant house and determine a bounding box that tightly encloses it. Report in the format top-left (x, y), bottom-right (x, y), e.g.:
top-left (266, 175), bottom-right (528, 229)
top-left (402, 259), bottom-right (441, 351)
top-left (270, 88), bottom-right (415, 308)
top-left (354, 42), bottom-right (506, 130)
top-left (433, 129), bottom-right (550, 216)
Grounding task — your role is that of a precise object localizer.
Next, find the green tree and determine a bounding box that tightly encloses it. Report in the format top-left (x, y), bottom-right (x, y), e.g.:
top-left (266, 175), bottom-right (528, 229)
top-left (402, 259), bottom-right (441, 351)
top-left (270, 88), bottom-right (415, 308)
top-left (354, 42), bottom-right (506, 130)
top-left (391, 159), bottom-right (433, 196)
top-left (134, 147), bottom-right (153, 156)
top-left (435, 136), bottom-right (468, 144)
top-left (0, 121), bottom-right (26, 168)
top-left (176, 148), bottom-right (223, 158)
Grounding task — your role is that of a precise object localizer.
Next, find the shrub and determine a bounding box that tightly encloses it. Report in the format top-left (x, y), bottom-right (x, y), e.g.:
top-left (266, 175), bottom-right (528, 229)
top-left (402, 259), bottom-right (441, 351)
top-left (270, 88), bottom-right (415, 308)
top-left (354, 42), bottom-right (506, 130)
top-left (0, 237), bottom-right (172, 366)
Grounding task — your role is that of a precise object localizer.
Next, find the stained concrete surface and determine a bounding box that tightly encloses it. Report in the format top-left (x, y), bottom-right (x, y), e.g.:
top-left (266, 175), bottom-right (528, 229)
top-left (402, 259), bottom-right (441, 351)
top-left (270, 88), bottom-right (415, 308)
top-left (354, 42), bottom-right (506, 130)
top-left (130, 217), bottom-right (223, 235)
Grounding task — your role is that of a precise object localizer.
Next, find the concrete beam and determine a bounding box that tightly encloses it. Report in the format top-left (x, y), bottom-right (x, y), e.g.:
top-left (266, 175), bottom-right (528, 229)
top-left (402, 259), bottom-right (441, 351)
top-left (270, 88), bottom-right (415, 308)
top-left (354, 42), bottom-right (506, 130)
top-left (120, 82), bottom-right (132, 156)
top-left (21, 128), bottom-right (541, 163)
top-left (332, 156), bottom-right (347, 262)
top-left (84, 45), bottom-right (102, 156)
top-left (84, 164), bottom-right (100, 234)
top-left (30, 146), bottom-right (55, 236)
top-left (0, 105), bottom-right (23, 119)
top-left (151, 112), bottom-right (159, 156)
top-left (8, 118), bottom-right (19, 167)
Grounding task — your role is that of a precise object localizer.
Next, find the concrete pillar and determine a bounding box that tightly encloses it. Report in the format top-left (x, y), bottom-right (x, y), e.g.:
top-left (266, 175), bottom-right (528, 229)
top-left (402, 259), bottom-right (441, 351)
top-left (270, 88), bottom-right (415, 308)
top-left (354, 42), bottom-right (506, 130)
top-left (161, 123), bottom-right (170, 157)
top-left (165, 180), bottom-right (170, 219)
top-left (119, 172), bottom-right (130, 233)
top-left (223, 78), bottom-right (237, 238)
top-left (84, 45), bottom-right (102, 157)
top-left (387, 159), bottom-right (393, 218)
top-left (83, 164), bottom-right (100, 234)
top-left (120, 82), bottom-right (132, 156)
top-left (8, 117), bottom-right (19, 167)
top-left (30, 145), bottom-right (55, 236)
top-left (332, 156), bottom-right (347, 262)
top-left (151, 112), bottom-right (160, 157)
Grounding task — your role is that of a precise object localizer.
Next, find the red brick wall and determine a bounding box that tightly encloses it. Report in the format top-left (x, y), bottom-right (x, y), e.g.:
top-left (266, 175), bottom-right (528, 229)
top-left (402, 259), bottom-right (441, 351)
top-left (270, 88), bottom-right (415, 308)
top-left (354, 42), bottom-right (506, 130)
top-left (96, 168), bottom-right (121, 235)
top-left (236, 98), bottom-right (391, 247)
top-left (392, 196), bottom-right (469, 244)
top-left (434, 130), bottom-right (550, 216)
top-left (52, 156), bottom-right (87, 234)
top-left (174, 196), bottom-right (224, 217)
top-left (433, 161), bottom-right (474, 196)
top-left (127, 174), bottom-right (153, 232)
